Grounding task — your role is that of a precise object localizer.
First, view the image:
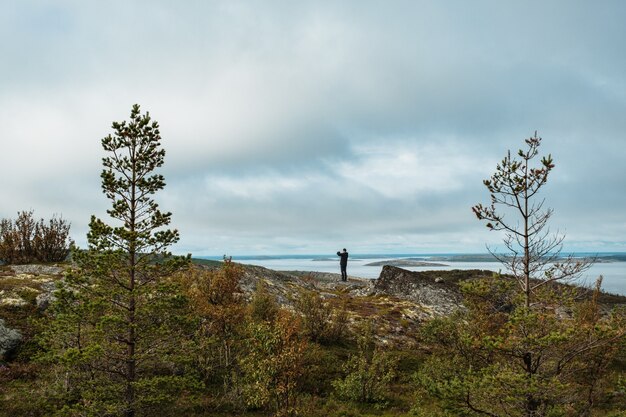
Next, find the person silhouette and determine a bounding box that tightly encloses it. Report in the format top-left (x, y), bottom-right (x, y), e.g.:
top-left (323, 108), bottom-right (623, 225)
top-left (336, 248), bottom-right (348, 281)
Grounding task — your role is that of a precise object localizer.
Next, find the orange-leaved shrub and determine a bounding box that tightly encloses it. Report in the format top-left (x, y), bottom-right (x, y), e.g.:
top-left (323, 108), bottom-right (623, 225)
top-left (0, 211), bottom-right (72, 264)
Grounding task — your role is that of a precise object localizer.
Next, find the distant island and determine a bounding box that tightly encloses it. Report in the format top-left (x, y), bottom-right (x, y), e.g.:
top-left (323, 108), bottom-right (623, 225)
top-left (365, 259), bottom-right (448, 267)
top-left (312, 258), bottom-right (364, 262)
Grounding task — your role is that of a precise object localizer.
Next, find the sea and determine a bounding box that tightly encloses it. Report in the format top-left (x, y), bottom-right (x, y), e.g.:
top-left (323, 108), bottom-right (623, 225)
top-left (198, 253), bottom-right (626, 296)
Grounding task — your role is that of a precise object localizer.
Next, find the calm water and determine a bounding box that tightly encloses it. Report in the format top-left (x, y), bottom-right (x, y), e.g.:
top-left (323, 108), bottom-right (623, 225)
top-left (202, 254), bottom-right (626, 296)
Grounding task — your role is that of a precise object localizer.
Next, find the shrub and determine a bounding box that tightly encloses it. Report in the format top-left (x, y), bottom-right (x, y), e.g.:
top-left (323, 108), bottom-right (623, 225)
top-left (416, 276), bottom-right (626, 416)
top-left (332, 321), bottom-right (397, 404)
top-left (32, 216), bottom-right (72, 263)
top-left (295, 289), bottom-right (349, 344)
top-left (249, 280), bottom-right (279, 323)
top-left (238, 310), bottom-right (308, 416)
top-left (0, 211), bottom-right (72, 264)
top-left (174, 263), bottom-right (246, 386)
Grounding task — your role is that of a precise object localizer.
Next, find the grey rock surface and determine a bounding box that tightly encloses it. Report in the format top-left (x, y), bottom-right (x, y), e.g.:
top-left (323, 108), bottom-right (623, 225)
top-left (36, 281), bottom-right (58, 310)
top-left (374, 265), bottom-right (466, 316)
top-left (10, 264), bottom-right (64, 275)
top-left (201, 263), bottom-right (372, 307)
top-left (0, 319), bottom-right (22, 360)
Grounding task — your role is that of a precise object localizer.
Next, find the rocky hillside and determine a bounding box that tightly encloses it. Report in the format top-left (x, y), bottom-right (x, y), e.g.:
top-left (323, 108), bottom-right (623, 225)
top-left (0, 264), bottom-right (65, 361)
top-left (198, 263), bottom-right (496, 345)
top-left (2, 261), bottom-right (625, 358)
top-left (0, 261), bottom-right (490, 355)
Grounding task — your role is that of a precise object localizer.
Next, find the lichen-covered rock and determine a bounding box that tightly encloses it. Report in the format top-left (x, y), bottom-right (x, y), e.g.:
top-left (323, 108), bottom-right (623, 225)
top-left (36, 281), bottom-right (58, 310)
top-left (0, 319), bottom-right (22, 360)
top-left (374, 265), bottom-right (466, 317)
top-left (9, 264), bottom-right (64, 275)
top-left (0, 290), bottom-right (28, 307)
top-left (203, 263), bottom-right (373, 307)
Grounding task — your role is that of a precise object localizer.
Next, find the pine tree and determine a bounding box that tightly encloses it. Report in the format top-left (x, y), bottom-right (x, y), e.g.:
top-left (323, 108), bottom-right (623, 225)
top-left (415, 134), bottom-right (626, 417)
top-left (43, 104), bottom-right (191, 417)
top-left (472, 132), bottom-right (589, 307)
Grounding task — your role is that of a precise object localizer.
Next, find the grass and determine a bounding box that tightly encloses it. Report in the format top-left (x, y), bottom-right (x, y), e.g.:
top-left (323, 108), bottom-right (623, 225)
top-left (0, 277), bottom-right (44, 291)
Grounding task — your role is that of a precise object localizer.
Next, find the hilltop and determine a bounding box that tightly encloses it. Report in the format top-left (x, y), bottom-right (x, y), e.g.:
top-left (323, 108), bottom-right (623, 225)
top-left (2, 260), bottom-right (625, 359)
top-left (0, 261), bottom-right (489, 358)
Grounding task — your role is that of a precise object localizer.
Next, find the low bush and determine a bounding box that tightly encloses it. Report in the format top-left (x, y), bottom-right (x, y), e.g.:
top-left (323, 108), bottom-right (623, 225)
top-left (0, 211), bottom-right (72, 264)
top-left (295, 289), bottom-right (349, 345)
top-left (332, 321), bottom-right (397, 405)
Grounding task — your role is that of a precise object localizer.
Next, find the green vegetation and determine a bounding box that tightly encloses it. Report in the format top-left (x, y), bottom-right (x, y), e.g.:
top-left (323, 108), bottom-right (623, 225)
top-left (332, 321), bottom-right (397, 405)
top-left (416, 276), bottom-right (626, 417)
top-left (417, 134), bottom-right (626, 417)
top-left (37, 105), bottom-right (191, 417)
top-left (294, 288), bottom-right (349, 345)
top-left (1, 261), bottom-right (625, 416)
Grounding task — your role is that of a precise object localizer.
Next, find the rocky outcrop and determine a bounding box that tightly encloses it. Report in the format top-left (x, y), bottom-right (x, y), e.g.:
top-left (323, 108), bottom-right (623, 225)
top-left (202, 263), bottom-right (373, 306)
top-left (374, 266), bottom-right (480, 316)
top-left (0, 319), bottom-right (21, 360)
top-left (0, 262), bottom-right (522, 348)
top-left (0, 264), bottom-right (64, 309)
top-left (228, 264), bottom-right (477, 345)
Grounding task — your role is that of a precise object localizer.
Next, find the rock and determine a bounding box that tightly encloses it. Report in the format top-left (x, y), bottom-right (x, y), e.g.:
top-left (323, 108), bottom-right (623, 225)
top-left (36, 281), bottom-right (58, 310)
top-left (204, 263), bottom-right (374, 307)
top-left (9, 265), bottom-right (64, 275)
top-left (374, 266), bottom-right (465, 317)
top-left (0, 319), bottom-right (22, 360)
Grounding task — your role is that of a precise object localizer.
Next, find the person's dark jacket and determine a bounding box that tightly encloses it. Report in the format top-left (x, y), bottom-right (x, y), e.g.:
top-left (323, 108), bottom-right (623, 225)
top-left (337, 251), bottom-right (348, 266)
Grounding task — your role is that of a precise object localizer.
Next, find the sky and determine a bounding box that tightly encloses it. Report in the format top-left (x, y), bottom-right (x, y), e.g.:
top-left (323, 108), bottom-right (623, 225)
top-left (1, 1), bottom-right (625, 256)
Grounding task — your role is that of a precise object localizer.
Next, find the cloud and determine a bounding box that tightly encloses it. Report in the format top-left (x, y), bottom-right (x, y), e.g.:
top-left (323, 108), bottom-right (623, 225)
top-left (1, 1), bottom-right (625, 254)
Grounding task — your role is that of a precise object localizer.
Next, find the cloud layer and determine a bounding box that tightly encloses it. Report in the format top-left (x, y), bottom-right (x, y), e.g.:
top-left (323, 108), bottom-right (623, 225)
top-left (1, 1), bottom-right (625, 255)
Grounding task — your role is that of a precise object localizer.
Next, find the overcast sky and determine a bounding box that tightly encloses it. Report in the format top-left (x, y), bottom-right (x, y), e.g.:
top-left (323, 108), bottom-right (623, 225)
top-left (1, 1), bottom-right (625, 255)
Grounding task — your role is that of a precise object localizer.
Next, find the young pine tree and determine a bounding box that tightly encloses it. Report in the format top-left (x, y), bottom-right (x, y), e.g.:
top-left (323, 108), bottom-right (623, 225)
top-left (43, 105), bottom-right (191, 417)
top-left (416, 134), bottom-right (626, 417)
top-left (472, 132), bottom-right (590, 307)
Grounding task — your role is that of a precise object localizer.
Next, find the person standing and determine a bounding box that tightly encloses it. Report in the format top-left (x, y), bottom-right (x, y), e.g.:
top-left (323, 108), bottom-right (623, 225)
top-left (337, 248), bottom-right (349, 281)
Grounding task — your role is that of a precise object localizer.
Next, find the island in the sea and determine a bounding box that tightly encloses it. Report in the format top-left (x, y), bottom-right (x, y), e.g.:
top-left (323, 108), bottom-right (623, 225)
top-left (364, 259), bottom-right (448, 267)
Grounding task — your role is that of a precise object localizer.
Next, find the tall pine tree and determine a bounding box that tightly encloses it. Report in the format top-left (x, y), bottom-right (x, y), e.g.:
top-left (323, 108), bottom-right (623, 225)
top-left (43, 104), bottom-right (191, 417)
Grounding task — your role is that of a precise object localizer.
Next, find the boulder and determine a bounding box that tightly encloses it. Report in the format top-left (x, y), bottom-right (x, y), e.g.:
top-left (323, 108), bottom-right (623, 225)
top-left (374, 265), bottom-right (465, 317)
top-left (0, 319), bottom-right (22, 360)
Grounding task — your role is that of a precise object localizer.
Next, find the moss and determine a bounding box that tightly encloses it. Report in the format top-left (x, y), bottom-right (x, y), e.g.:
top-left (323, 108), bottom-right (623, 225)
top-left (0, 276), bottom-right (51, 292)
top-left (15, 287), bottom-right (38, 305)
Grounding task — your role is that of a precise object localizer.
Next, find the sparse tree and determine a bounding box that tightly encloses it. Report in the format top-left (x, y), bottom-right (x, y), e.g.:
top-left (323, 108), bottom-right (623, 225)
top-left (472, 132), bottom-right (589, 307)
top-left (42, 105), bottom-right (190, 417)
top-left (416, 134), bottom-right (626, 417)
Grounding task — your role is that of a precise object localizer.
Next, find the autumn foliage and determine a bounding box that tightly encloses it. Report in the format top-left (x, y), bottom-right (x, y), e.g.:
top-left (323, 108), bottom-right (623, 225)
top-left (0, 210), bottom-right (72, 264)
